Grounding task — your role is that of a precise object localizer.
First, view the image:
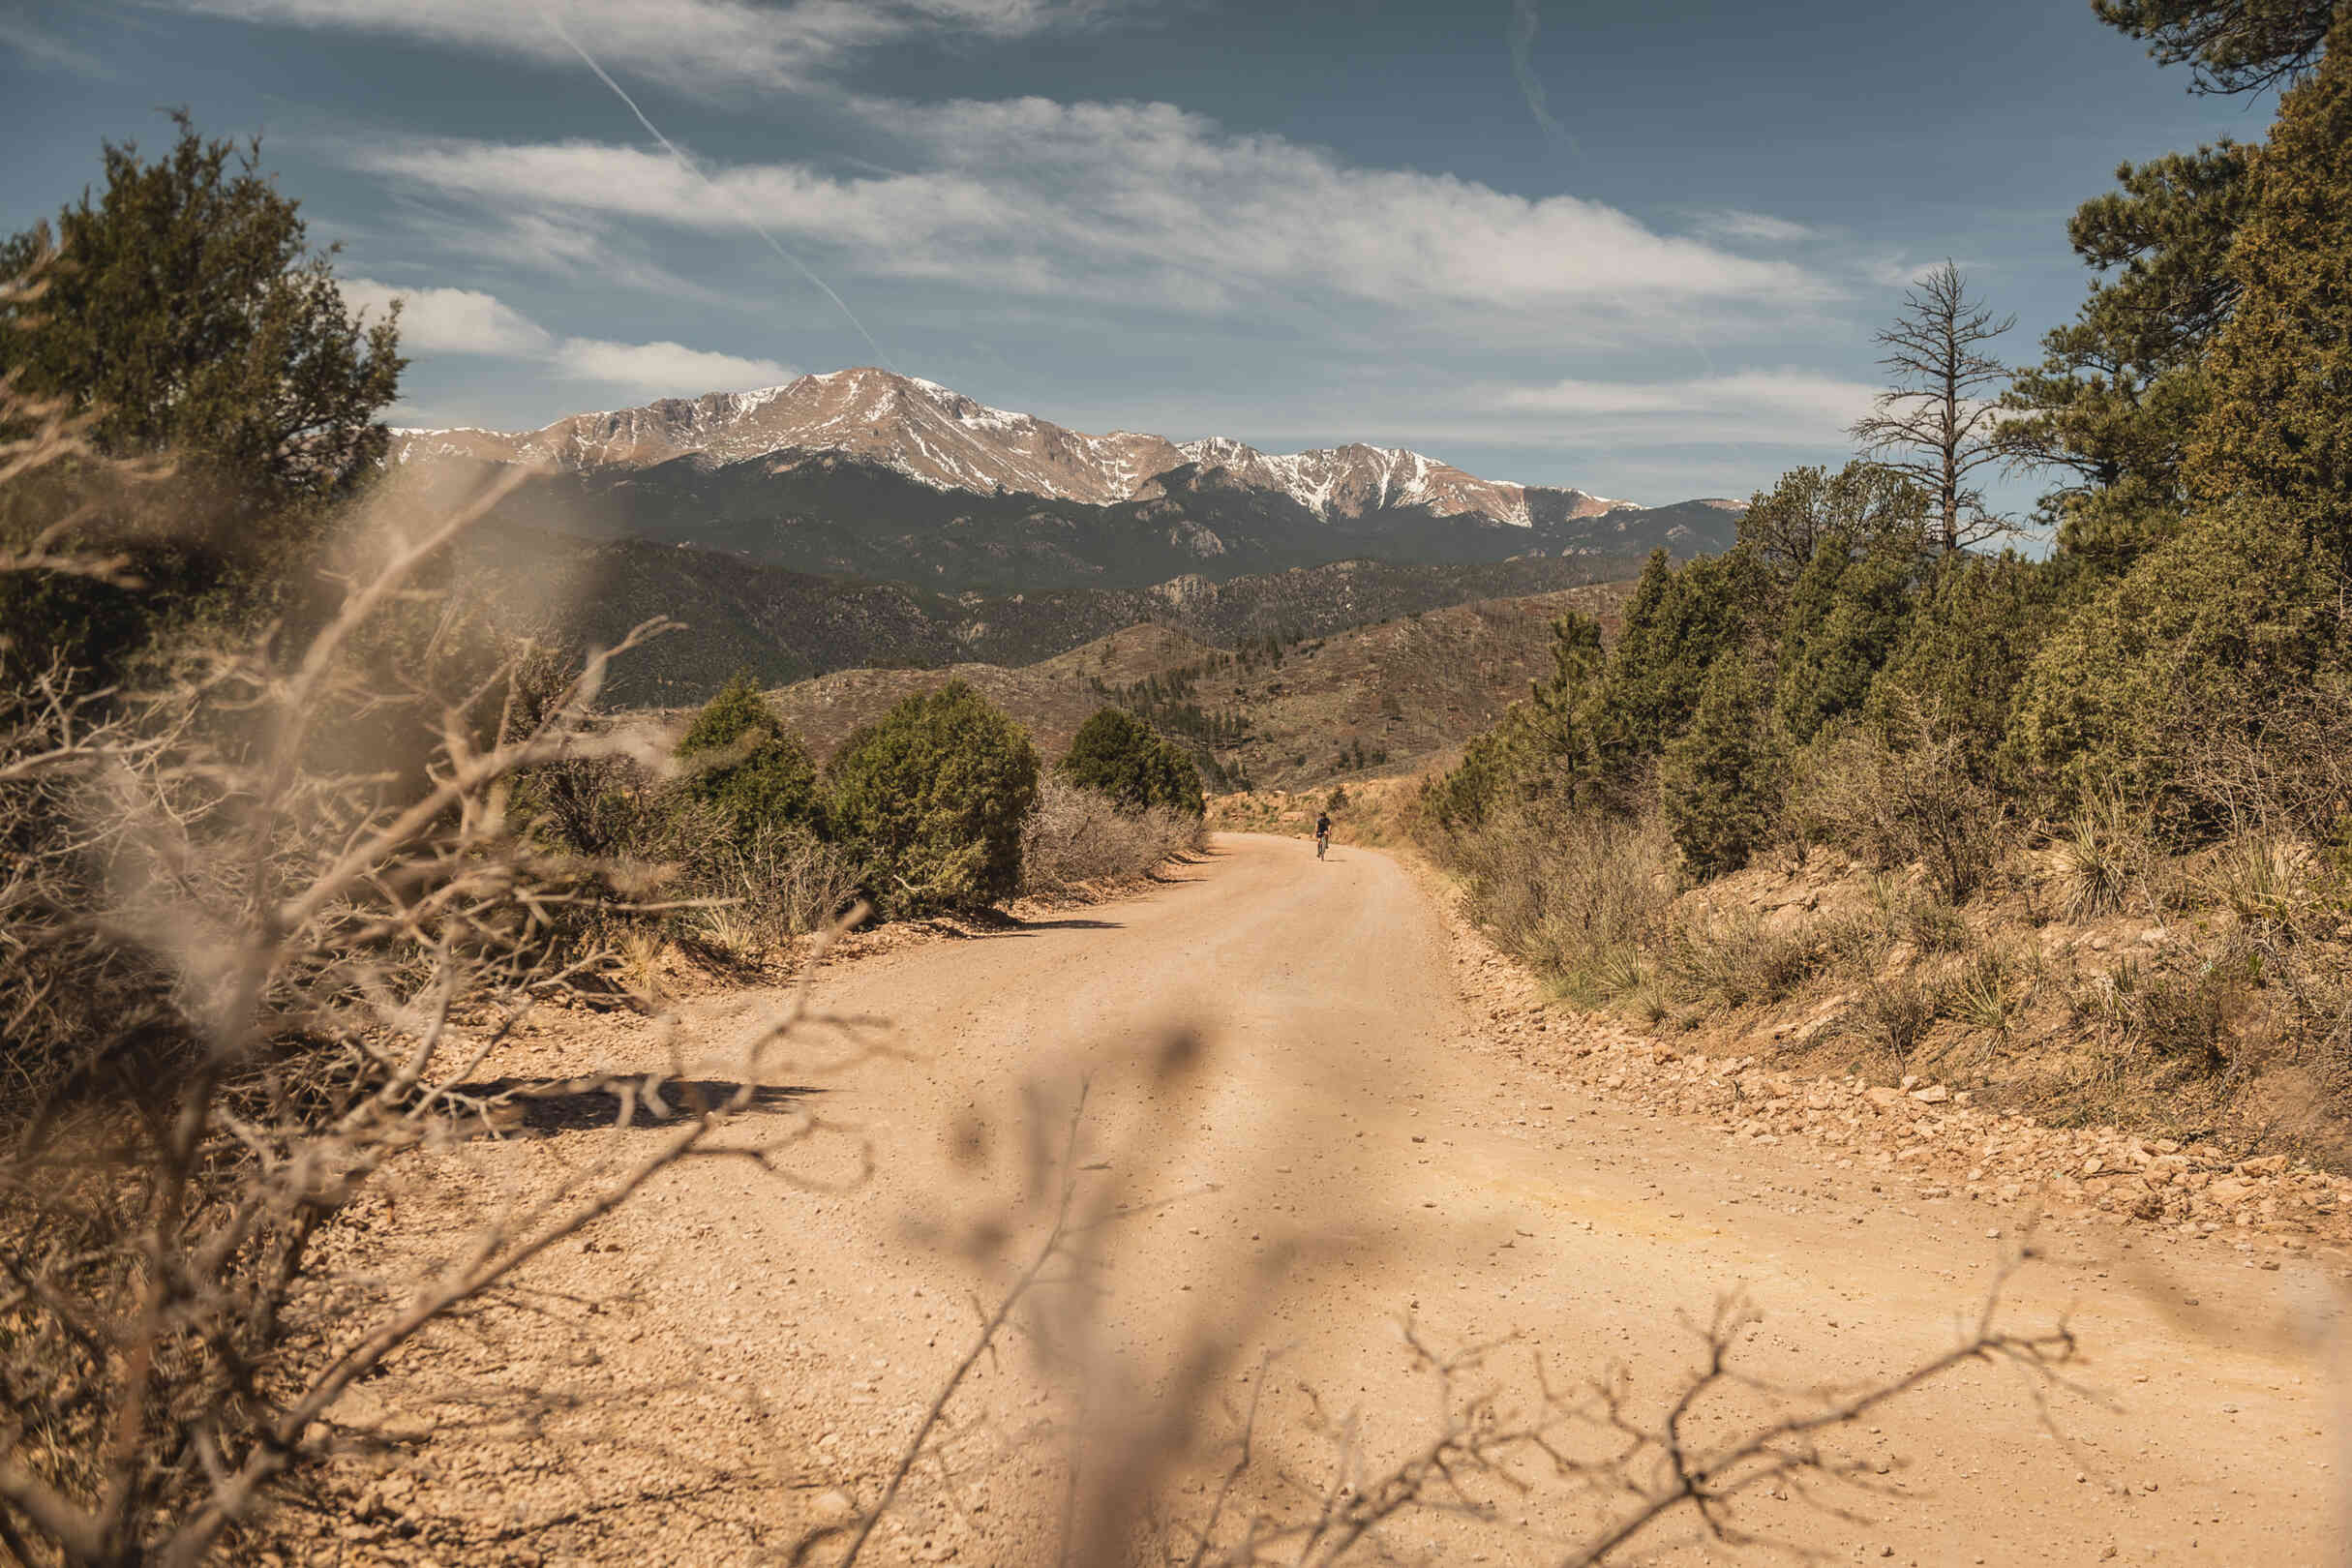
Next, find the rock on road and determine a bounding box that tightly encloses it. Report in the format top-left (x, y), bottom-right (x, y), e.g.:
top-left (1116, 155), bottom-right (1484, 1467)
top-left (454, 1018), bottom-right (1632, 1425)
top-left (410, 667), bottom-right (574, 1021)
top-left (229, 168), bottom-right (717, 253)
top-left (377, 834), bottom-right (2348, 1566)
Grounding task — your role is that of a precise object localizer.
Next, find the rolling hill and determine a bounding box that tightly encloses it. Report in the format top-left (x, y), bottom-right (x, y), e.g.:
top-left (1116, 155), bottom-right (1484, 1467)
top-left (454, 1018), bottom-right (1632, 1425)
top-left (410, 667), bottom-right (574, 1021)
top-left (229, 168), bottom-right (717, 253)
top-left (756, 584), bottom-right (1631, 791)
top-left (452, 521), bottom-right (1650, 707)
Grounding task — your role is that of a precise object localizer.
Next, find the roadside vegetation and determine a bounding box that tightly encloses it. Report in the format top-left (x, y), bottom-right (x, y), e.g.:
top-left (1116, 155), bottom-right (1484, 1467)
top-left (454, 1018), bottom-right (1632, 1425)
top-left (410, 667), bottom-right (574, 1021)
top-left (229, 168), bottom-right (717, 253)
top-left (1418, 8), bottom-right (2352, 1164)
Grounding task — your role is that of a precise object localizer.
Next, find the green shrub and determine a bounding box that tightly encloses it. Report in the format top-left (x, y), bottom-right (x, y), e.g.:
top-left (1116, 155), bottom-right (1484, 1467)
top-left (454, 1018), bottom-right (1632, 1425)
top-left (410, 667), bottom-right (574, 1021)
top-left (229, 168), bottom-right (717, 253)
top-left (2004, 498), bottom-right (2339, 822)
top-left (827, 680), bottom-right (1040, 916)
top-left (1057, 707), bottom-right (1203, 817)
top-left (676, 673), bottom-right (822, 837)
top-left (1864, 550), bottom-right (2051, 781)
top-left (1659, 648), bottom-right (1786, 880)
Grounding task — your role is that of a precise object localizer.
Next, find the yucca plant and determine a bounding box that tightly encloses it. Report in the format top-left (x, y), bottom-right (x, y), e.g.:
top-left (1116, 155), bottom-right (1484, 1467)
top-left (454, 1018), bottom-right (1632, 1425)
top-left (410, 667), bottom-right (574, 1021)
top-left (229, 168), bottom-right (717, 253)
top-left (2042, 797), bottom-right (2141, 922)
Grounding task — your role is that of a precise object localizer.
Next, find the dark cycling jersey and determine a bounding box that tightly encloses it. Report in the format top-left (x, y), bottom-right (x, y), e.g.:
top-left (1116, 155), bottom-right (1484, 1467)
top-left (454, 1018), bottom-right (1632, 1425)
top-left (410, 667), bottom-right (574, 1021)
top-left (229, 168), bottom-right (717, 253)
top-left (1314, 815), bottom-right (1331, 836)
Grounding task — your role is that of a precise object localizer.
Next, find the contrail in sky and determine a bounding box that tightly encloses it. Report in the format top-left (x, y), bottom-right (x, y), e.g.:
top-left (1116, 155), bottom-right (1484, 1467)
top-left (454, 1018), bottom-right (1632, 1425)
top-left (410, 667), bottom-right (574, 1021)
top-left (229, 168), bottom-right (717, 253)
top-left (1506, 0), bottom-right (1579, 157)
top-left (532, 4), bottom-right (896, 372)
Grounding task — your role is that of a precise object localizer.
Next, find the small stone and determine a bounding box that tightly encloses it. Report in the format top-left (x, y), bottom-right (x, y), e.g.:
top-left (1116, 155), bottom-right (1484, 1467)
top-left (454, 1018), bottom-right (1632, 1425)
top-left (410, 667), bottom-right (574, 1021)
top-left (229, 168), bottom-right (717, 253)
top-left (812, 1489), bottom-right (858, 1525)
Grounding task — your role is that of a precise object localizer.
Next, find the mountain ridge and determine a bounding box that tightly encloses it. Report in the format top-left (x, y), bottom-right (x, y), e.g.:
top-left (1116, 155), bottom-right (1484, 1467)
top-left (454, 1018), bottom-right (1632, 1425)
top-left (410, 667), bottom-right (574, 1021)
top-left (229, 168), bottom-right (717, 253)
top-left (390, 366), bottom-right (1660, 528)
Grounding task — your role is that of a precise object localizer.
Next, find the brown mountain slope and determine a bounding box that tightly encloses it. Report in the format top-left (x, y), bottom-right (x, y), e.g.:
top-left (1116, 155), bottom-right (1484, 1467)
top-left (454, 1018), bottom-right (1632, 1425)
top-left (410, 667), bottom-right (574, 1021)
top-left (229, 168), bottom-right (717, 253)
top-left (764, 623), bottom-right (1224, 763)
top-left (1185, 582), bottom-right (1626, 788)
top-left (761, 584), bottom-right (1628, 788)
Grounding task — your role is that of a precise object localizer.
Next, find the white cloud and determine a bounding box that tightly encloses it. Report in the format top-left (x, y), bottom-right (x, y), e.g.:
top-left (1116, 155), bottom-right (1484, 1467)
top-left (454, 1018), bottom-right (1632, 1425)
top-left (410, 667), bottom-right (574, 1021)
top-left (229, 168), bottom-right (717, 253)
top-left (345, 277), bottom-right (789, 397)
top-left (1491, 369), bottom-right (1880, 444)
top-left (342, 278), bottom-right (556, 357)
top-left (552, 337), bottom-right (792, 393)
top-left (1693, 209), bottom-right (1814, 247)
top-left (355, 99), bottom-right (1832, 323)
top-left (174, 0), bottom-right (1110, 88)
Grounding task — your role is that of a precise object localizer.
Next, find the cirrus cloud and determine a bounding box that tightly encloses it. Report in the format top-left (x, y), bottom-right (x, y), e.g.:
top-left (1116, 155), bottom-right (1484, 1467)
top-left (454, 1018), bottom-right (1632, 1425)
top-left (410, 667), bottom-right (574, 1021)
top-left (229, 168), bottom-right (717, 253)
top-left (1491, 369), bottom-right (1881, 444)
top-left (353, 95), bottom-right (1834, 327)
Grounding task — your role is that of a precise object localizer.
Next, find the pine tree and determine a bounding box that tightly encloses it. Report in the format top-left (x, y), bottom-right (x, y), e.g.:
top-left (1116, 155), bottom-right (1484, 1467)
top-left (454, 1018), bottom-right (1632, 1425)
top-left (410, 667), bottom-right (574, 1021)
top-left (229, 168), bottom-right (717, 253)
top-left (2186, 15), bottom-right (2352, 552)
top-left (1659, 648), bottom-right (1786, 880)
top-left (1772, 535), bottom-right (1919, 746)
top-left (2000, 142), bottom-right (2254, 585)
top-left (1589, 547), bottom-right (1772, 778)
top-left (1866, 551), bottom-right (2050, 782)
top-left (0, 115), bottom-right (401, 518)
top-left (0, 115), bottom-right (405, 676)
top-left (1059, 707), bottom-right (1202, 817)
top-left (2093, 0), bottom-right (2336, 94)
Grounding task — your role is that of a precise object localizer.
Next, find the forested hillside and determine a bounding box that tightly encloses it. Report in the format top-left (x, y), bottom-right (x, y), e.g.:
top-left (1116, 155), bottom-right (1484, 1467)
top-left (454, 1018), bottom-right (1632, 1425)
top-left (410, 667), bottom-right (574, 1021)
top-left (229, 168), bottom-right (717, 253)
top-left (453, 518), bottom-right (1646, 703)
top-left (1420, 4), bottom-right (2352, 1158)
top-left (757, 581), bottom-right (1629, 792)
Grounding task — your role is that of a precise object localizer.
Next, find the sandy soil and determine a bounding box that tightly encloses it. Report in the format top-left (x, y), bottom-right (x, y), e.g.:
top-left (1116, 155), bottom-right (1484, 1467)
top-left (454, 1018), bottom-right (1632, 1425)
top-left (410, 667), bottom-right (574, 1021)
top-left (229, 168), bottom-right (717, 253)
top-left (289, 834), bottom-right (2350, 1567)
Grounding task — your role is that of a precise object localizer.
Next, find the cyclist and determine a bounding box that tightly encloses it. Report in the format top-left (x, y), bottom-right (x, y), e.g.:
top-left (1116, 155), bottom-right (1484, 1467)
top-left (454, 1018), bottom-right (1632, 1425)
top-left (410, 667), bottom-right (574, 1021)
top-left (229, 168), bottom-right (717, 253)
top-left (1314, 810), bottom-right (1332, 859)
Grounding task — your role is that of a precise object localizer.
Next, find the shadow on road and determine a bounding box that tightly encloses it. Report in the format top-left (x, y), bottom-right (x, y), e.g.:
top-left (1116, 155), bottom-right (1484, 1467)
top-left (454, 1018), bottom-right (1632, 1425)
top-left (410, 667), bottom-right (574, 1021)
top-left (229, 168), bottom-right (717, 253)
top-left (919, 911), bottom-right (1128, 940)
top-left (444, 1076), bottom-right (822, 1134)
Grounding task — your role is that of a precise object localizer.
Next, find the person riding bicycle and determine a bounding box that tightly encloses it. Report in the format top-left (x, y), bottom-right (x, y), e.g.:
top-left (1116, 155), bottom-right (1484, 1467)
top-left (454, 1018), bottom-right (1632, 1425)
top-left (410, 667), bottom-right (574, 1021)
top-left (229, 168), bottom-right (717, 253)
top-left (1314, 811), bottom-right (1332, 859)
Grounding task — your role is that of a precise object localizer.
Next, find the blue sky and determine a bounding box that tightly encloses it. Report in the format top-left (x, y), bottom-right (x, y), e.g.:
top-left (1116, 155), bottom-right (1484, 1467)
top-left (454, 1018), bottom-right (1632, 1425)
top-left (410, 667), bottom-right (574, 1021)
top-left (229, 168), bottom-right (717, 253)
top-left (0, 0), bottom-right (2275, 509)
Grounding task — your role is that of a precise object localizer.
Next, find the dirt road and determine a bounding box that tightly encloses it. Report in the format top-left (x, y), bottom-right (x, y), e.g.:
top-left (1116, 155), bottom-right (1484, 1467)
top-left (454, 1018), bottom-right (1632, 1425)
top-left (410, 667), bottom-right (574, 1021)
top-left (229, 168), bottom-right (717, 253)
top-left (342, 834), bottom-right (2347, 1566)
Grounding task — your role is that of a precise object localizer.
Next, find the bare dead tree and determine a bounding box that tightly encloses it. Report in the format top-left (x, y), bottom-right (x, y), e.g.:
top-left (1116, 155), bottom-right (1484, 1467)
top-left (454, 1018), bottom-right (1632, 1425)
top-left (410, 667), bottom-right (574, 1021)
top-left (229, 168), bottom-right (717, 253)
top-left (1850, 261), bottom-right (2018, 554)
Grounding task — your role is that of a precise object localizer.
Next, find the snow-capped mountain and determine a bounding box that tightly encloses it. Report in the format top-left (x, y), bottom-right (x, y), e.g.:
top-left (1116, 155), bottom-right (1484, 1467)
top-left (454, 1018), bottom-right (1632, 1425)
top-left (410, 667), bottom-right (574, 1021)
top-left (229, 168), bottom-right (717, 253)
top-left (390, 367), bottom-right (1627, 528)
